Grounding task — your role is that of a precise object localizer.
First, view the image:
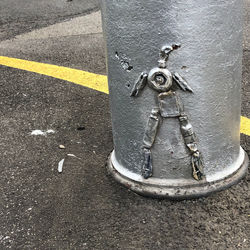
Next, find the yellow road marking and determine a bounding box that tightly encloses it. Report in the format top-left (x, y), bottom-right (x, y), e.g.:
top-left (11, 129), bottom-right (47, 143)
top-left (241, 116), bottom-right (250, 136)
top-left (0, 56), bottom-right (109, 94)
top-left (0, 56), bottom-right (249, 136)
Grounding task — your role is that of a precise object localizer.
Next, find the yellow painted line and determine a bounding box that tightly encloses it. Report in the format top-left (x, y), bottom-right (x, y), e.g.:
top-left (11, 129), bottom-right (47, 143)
top-left (241, 116), bottom-right (250, 136)
top-left (0, 56), bottom-right (109, 94)
top-left (0, 56), bottom-right (249, 136)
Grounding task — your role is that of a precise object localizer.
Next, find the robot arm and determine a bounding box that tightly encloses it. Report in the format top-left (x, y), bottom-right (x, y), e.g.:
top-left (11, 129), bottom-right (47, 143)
top-left (130, 72), bottom-right (148, 97)
top-left (173, 72), bottom-right (193, 93)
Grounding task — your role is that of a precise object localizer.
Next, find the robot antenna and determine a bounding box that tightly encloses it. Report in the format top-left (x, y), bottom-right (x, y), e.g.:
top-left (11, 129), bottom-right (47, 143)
top-left (159, 43), bottom-right (181, 68)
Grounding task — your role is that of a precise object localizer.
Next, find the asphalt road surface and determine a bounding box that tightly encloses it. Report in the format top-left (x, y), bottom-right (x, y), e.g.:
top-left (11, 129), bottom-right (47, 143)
top-left (0, 0), bottom-right (99, 41)
top-left (0, 1), bottom-right (249, 249)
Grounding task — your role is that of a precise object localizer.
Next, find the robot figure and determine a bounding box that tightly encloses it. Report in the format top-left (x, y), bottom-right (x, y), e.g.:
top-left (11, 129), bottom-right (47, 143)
top-left (131, 44), bottom-right (204, 181)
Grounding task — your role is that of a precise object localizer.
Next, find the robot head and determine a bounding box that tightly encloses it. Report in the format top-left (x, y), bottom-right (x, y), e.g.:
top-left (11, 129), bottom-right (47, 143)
top-left (148, 67), bottom-right (172, 92)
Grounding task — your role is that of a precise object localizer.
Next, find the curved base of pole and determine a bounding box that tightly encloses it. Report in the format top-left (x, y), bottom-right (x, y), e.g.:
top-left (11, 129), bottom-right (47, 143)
top-left (107, 150), bottom-right (249, 199)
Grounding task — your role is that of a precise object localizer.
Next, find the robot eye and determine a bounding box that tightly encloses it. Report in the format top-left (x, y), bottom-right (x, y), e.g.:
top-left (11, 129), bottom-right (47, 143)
top-left (155, 74), bottom-right (166, 85)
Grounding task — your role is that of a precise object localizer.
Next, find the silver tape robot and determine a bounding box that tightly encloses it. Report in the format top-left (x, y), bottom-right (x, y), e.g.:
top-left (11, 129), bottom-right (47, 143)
top-left (131, 44), bottom-right (205, 181)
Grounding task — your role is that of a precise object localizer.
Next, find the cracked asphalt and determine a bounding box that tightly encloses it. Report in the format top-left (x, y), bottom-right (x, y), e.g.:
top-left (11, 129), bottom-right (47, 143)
top-left (0, 1), bottom-right (249, 249)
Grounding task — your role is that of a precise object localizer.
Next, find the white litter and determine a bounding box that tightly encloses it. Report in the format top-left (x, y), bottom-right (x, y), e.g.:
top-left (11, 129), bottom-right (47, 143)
top-left (58, 159), bottom-right (65, 173)
top-left (47, 129), bottom-right (55, 134)
top-left (67, 154), bottom-right (81, 160)
top-left (31, 130), bottom-right (46, 136)
top-left (67, 154), bottom-right (76, 157)
top-left (31, 129), bottom-right (55, 136)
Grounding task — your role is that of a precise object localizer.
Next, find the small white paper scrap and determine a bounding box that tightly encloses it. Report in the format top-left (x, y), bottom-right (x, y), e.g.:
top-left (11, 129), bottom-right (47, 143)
top-left (31, 130), bottom-right (45, 136)
top-left (67, 154), bottom-right (81, 160)
top-left (67, 154), bottom-right (76, 157)
top-left (58, 159), bottom-right (65, 173)
top-left (46, 129), bottom-right (55, 134)
top-left (31, 129), bottom-right (55, 136)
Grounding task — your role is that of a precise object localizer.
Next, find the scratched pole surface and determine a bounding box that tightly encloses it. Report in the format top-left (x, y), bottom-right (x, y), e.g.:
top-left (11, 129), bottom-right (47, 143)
top-left (101, 0), bottom-right (249, 198)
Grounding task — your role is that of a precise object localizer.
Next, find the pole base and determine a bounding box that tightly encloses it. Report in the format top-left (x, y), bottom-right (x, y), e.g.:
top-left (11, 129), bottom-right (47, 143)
top-left (107, 150), bottom-right (249, 199)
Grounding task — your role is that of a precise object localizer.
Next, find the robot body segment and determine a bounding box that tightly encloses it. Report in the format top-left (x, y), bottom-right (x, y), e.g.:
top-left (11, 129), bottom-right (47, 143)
top-left (131, 44), bottom-right (205, 180)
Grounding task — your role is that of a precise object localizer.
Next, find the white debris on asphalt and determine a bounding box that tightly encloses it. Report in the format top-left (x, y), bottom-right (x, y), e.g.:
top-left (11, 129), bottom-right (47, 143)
top-left (67, 154), bottom-right (76, 157)
top-left (58, 159), bottom-right (65, 173)
top-left (2, 236), bottom-right (10, 240)
top-left (46, 129), bottom-right (55, 134)
top-left (67, 154), bottom-right (81, 159)
top-left (57, 155), bottom-right (81, 174)
top-left (31, 129), bottom-right (55, 136)
top-left (31, 130), bottom-right (45, 136)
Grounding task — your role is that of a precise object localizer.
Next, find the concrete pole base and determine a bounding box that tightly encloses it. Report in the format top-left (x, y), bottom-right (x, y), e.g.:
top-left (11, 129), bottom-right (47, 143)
top-left (107, 149), bottom-right (249, 199)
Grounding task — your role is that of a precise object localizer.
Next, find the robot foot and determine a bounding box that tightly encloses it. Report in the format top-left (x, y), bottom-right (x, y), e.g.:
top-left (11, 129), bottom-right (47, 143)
top-left (191, 151), bottom-right (205, 181)
top-left (142, 148), bottom-right (153, 179)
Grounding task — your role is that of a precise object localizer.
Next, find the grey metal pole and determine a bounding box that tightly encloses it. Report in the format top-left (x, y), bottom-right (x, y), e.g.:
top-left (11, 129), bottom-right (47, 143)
top-left (101, 0), bottom-right (249, 199)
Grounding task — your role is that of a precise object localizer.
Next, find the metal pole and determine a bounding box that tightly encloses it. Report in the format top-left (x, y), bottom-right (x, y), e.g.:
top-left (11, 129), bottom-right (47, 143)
top-left (101, 0), bottom-right (249, 199)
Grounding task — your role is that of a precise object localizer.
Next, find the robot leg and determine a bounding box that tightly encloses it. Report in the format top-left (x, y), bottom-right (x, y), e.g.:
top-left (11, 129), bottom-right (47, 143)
top-left (191, 151), bottom-right (204, 181)
top-left (141, 108), bottom-right (160, 179)
top-left (179, 114), bottom-right (205, 181)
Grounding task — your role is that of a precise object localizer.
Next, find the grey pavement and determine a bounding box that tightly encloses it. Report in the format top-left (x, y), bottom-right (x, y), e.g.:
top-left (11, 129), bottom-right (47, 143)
top-left (0, 0), bottom-right (99, 42)
top-left (0, 1), bottom-right (249, 250)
